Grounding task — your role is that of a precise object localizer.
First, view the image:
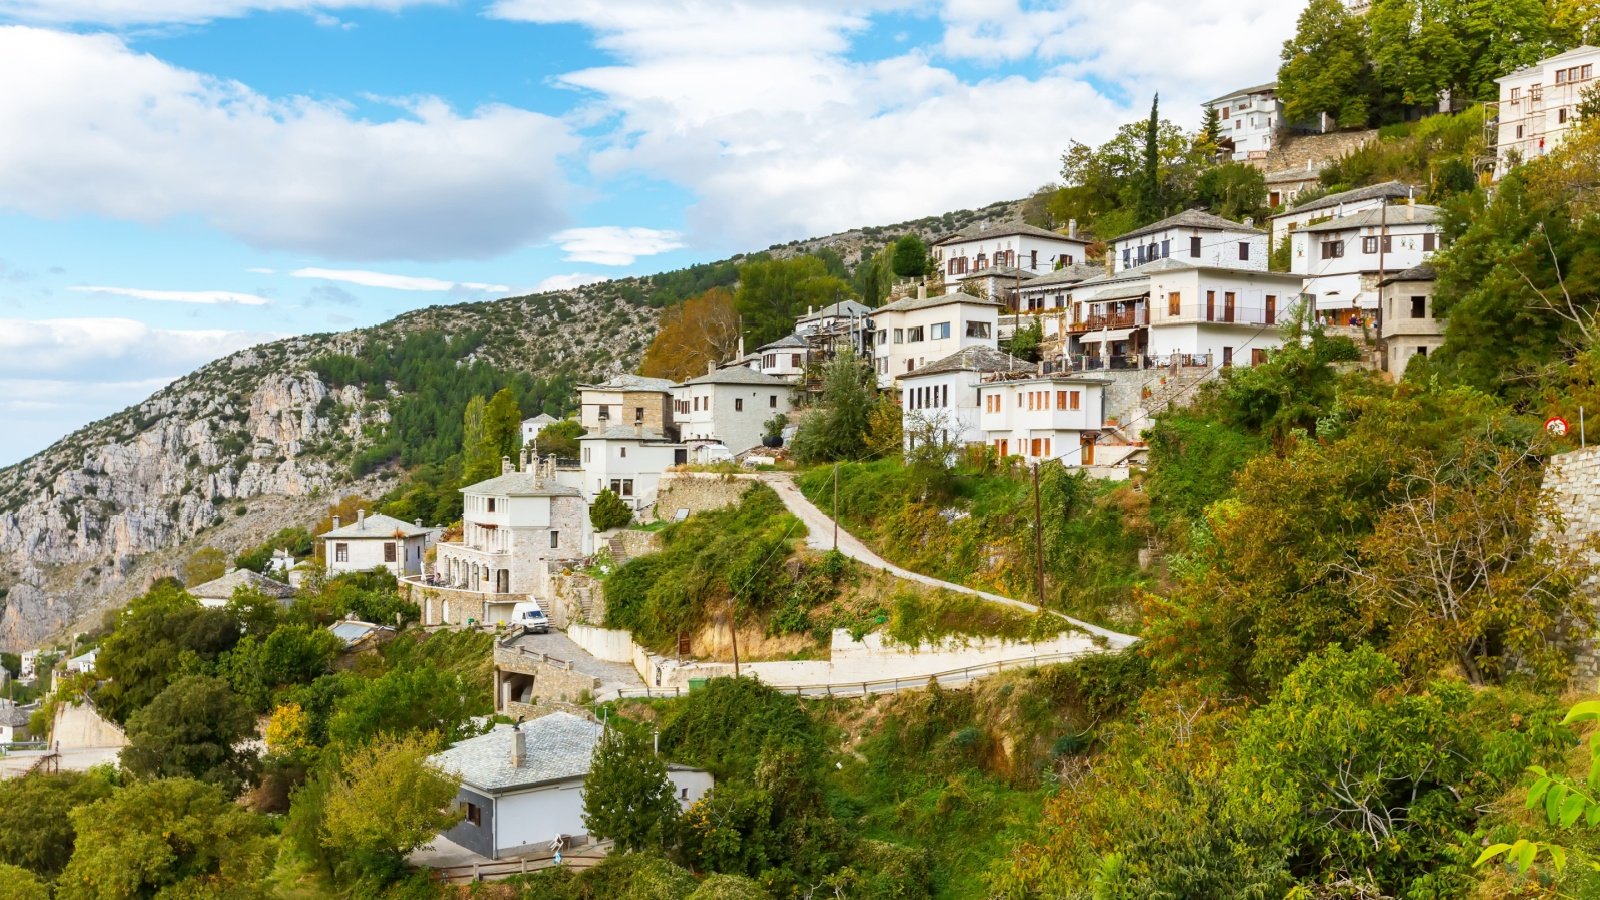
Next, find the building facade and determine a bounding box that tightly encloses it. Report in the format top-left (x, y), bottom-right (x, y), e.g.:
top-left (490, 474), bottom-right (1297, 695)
top-left (1108, 209), bottom-right (1268, 276)
top-left (671, 366), bottom-right (792, 454)
top-left (933, 223), bottom-right (1091, 285)
top-left (898, 347), bottom-right (1036, 453)
top-left (321, 511), bottom-right (433, 577)
top-left (575, 375), bottom-right (676, 434)
top-left (1143, 262), bottom-right (1305, 367)
top-left (579, 426), bottom-right (688, 517)
top-left (1290, 203), bottom-right (1442, 319)
top-left (976, 374), bottom-right (1110, 466)
top-left (1495, 45), bottom-right (1600, 178)
top-left (869, 287), bottom-right (1001, 385)
top-left (1268, 181), bottom-right (1418, 246)
top-left (1379, 265), bottom-right (1442, 378)
top-left (1203, 82), bottom-right (1282, 161)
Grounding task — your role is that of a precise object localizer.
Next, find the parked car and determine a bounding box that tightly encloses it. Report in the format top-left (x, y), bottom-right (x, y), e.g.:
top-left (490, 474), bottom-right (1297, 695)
top-left (511, 601), bottom-right (550, 634)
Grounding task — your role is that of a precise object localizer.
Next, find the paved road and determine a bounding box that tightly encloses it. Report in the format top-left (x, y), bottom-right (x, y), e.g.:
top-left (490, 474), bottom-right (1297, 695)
top-left (753, 473), bottom-right (1136, 647)
top-left (0, 746), bottom-right (122, 779)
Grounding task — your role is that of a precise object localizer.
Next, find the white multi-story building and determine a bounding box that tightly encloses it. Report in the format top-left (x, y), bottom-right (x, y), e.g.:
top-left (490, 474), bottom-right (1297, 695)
top-left (1268, 181), bottom-right (1418, 247)
top-left (1495, 45), bottom-right (1600, 178)
top-left (579, 425), bottom-right (687, 517)
top-left (1143, 261), bottom-right (1306, 368)
top-left (321, 510), bottom-right (433, 577)
top-left (756, 333), bottom-right (810, 381)
top-left (1203, 82), bottom-right (1282, 161)
top-left (575, 374), bottom-right (676, 434)
top-left (1379, 264), bottom-right (1443, 378)
top-left (1003, 264), bottom-right (1108, 343)
top-left (897, 347), bottom-right (1036, 453)
top-left (1108, 209), bottom-right (1267, 275)
top-left (1290, 203), bottom-right (1442, 319)
top-left (976, 374), bottom-right (1110, 466)
top-left (869, 286), bottom-right (1001, 385)
top-left (933, 223), bottom-right (1091, 287)
top-left (671, 366), bottom-right (792, 454)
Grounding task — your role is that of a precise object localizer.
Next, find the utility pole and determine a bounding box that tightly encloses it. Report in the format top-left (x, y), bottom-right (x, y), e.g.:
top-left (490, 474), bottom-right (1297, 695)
top-left (1032, 462), bottom-right (1045, 610)
top-left (832, 462), bottom-right (840, 551)
top-left (730, 608), bottom-right (741, 678)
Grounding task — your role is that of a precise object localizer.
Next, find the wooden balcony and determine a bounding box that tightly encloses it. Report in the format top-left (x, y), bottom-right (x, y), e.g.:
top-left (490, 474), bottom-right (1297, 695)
top-left (1066, 308), bottom-right (1150, 335)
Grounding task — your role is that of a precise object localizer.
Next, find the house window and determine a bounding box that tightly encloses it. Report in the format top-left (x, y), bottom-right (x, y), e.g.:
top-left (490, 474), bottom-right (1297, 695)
top-left (1517, 124), bottom-right (1525, 139)
top-left (1122, 247), bottom-right (1131, 268)
top-left (1057, 390), bottom-right (1069, 409)
top-left (1069, 390), bottom-right (1081, 411)
top-left (583, 447), bottom-right (591, 463)
top-left (334, 543), bottom-right (348, 563)
top-left (487, 497), bottom-right (497, 512)
top-left (1031, 438), bottom-right (1042, 457)
top-left (1532, 84), bottom-right (1543, 102)
top-left (619, 447), bottom-right (627, 458)
top-left (791, 353), bottom-right (802, 367)
top-left (384, 542), bottom-right (396, 563)
top-left (931, 322), bottom-right (951, 340)
top-left (877, 331), bottom-right (887, 345)
top-left (1044, 438), bottom-right (1052, 457)
top-left (907, 326), bottom-right (925, 342)
top-left (769, 395), bottom-right (778, 408)
top-left (1321, 240), bottom-right (1345, 259)
top-left (634, 407), bottom-right (644, 423)
top-left (1190, 236), bottom-right (1202, 258)
top-left (1411, 296), bottom-right (1427, 319)
top-left (1238, 241), bottom-right (1250, 261)
top-left (893, 329), bottom-right (904, 344)
top-left (598, 404), bottom-right (610, 420)
top-left (1161, 239), bottom-right (1170, 258)
top-left (1030, 249), bottom-right (1038, 268)
top-left (735, 398), bottom-right (744, 412)
top-left (550, 531), bottom-right (560, 549)
top-left (1168, 291), bottom-right (1181, 316)
top-left (965, 322), bottom-right (991, 339)
top-left (465, 802), bottom-right (482, 827)
top-left (1423, 232), bottom-right (1437, 252)
top-left (1510, 87), bottom-right (1522, 102)
top-left (1363, 236), bottom-right (1378, 254)
top-left (1560, 108), bottom-right (1570, 124)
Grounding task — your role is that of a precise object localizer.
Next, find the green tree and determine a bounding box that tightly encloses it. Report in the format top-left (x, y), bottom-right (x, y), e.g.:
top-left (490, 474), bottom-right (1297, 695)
top-left (225, 624), bottom-right (344, 712)
top-left (0, 771), bottom-right (114, 879)
top-left (734, 256), bottom-right (855, 349)
top-left (181, 546), bottom-right (228, 586)
top-left (461, 394), bottom-right (494, 485)
top-left (590, 488), bottom-right (634, 532)
top-left (1007, 317), bottom-right (1043, 363)
top-left (95, 581), bottom-right (243, 723)
top-left (583, 722), bottom-right (681, 853)
top-left (123, 674), bottom-right (259, 795)
top-left (326, 665), bottom-right (478, 748)
top-left (1199, 105), bottom-right (1222, 150)
top-left (484, 386), bottom-right (524, 463)
top-left (1136, 95), bottom-right (1164, 224)
top-left (852, 247), bottom-right (894, 309)
top-left (0, 864), bottom-right (49, 900)
top-left (316, 732), bottom-right (462, 888)
top-left (1278, 0), bottom-right (1372, 128)
top-left (59, 778), bottom-right (275, 899)
top-left (536, 418), bottom-right (585, 459)
top-left (890, 233), bottom-right (928, 278)
top-left (1058, 113), bottom-right (1204, 236)
top-left (791, 350), bottom-right (875, 463)
top-left (1194, 162), bottom-right (1268, 222)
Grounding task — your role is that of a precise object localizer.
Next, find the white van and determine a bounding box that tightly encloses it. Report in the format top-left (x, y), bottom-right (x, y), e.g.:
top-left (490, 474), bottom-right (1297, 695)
top-left (511, 601), bottom-right (550, 634)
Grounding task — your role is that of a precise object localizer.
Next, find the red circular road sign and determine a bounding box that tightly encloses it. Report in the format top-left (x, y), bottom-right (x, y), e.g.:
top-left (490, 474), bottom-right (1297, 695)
top-left (1546, 416), bottom-right (1570, 436)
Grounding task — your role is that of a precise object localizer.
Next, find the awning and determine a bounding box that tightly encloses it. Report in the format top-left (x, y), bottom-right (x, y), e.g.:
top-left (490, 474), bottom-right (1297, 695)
top-left (1084, 286), bottom-right (1150, 304)
top-left (1081, 329), bottom-right (1134, 343)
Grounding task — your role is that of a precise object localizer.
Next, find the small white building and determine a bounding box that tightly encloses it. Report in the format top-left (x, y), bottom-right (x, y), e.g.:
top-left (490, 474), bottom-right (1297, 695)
top-left (429, 714), bottom-right (714, 861)
top-left (0, 701), bottom-right (38, 744)
top-left (976, 374), bottom-right (1110, 466)
top-left (672, 366), bottom-right (792, 454)
top-left (1379, 264), bottom-right (1443, 378)
top-left (1495, 45), bottom-right (1600, 178)
top-left (933, 222), bottom-right (1091, 285)
top-left (869, 286), bottom-right (1001, 385)
top-left (1203, 81), bottom-right (1282, 161)
top-left (65, 647), bottom-right (97, 675)
top-left (321, 511), bottom-right (433, 578)
top-left (576, 374), bottom-right (676, 435)
top-left (520, 414), bottom-right (557, 449)
top-left (1290, 203), bottom-right (1442, 319)
top-left (898, 347), bottom-right (1037, 453)
top-left (1109, 209), bottom-right (1267, 276)
top-left (1268, 181), bottom-right (1418, 247)
top-left (755, 333), bottom-right (810, 381)
top-left (579, 426), bottom-right (687, 517)
top-left (796, 299), bottom-right (875, 359)
top-left (187, 568), bottom-right (297, 610)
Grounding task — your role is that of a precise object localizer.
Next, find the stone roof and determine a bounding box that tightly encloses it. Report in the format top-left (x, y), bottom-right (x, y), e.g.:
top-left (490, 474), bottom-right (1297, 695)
top-left (679, 366), bottom-right (792, 387)
top-left (189, 568), bottom-right (296, 601)
top-left (934, 222), bottom-right (1089, 247)
top-left (460, 471), bottom-right (584, 497)
top-left (796, 300), bottom-right (874, 322)
top-left (577, 374), bottom-right (676, 393)
top-left (1277, 181), bottom-right (1418, 217)
top-left (1018, 264), bottom-right (1107, 290)
top-left (522, 413), bottom-right (557, 425)
top-left (1300, 204), bottom-right (1441, 233)
top-left (758, 333), bottom-right (809, 351)
top-left (579, 426), bottom-right (677, 442)
top-left (0, 702), bottom-right (36, 728)
top-left (322, 512), bottom-right (431, 539)
top-left (904, 346), bottom-right (1036, 379)
top-left (874, 290), bottom-right (1001, 314)
top-left (1205, 81), bottom-right (1277, 105)
top-left (430, 714), bottom-right (604, 793)
top-left (1379, 264), bottom-right (1438, 286)
top-left (955, 265), bottom-right (1040, 282)
top-left (1111, 209), bottom-right (1264, 244)
top-left (1264, 164), bottom-right (1324, 184)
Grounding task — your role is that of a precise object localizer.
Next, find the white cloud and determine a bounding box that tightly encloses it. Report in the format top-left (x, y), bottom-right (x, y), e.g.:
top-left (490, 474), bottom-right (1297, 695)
top-left (550, 226), bottom-right (684, 266)
top-left (68, 285), bottom-right (272, 305)
top-left (0, 26), bottom-right (577, 261)
top-left (0, 0), bottom-right (433, 26)
top-left (290, 267), bottom-right (510, 293)
top-left (536, 273), bottom-right (609, 292)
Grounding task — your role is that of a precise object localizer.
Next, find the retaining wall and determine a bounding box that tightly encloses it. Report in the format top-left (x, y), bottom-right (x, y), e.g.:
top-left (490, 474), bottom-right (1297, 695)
top-left (655, 473), bottom-right (752, 521)
top-left (52, 701), bottom-right (127, 750)
top-left (1542, 446), bottom-right (1600, 680)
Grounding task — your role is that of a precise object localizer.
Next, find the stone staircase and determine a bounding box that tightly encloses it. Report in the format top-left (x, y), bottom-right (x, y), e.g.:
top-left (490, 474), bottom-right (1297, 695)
top-left (606, 535), bottom-right (629, 568)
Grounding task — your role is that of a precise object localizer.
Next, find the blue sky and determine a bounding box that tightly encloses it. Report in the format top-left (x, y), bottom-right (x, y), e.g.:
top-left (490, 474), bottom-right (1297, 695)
top-left (0, 0), bottom-right (1307, 465)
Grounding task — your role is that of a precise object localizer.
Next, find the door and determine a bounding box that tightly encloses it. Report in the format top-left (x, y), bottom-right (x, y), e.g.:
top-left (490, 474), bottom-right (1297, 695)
top-left (496, 569), bottom-right (509, 593)
top-left (1080, 435), bottom-right (1095, 466)
top-left (1205, 291), bottom-right (1216, 321)
top-left (1223, 292), bottom-right (1236, 323)
top-left (1251, 348), bottom-right (1268, 365)
top-left (1222, 346), bottom-right (1233, 368)
top-left (1265, 295), bottom-right (1277, 324)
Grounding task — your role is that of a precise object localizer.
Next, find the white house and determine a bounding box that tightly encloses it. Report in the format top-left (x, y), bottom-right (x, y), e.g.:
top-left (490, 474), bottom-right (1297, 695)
top-left (576, 374), bottom-right (676, 435)
top-left (321, 511), bottom-right (433, 578)
top-left (1004, 264), bottom-right (1111, 344)
top-left (65, 648), bottom-right (97, 675)
top-left (1060, 270), bottom-right (1156, 365)
top-left (0, 701), bottom-right (38, 744)
top-left (520, 414), bottom-right (557, 449)
top-left (1268, 181), bottom-right (1418, 247)
top-left (756, 333), bottom-right (810, 381)
top-left (1203, 82), bottom-right (1282, 161)
top-left (1495, 45), bottom-right (1600, 178)
top-left (579, 425), bottom-right (687, 517)
top-left (672, 366), bottom-right (792, 454)
top-left (1290, 203), bottom-right (1442, 321)
top-left (869, 286), bottom-right (1001, 385)
top-left (431, 453), bottom-right (589, 622)
top-left (898, 347), bottom-right (1036, 453)
top-left (429, 714), bottom-right (714, 860)
top-left (933, 222), bottom-right (1091, 286)
top-left (188, 568), bottom-right (297, 610)
top-left (976, 374), bottom-right (1110, 466)
top-left (1143, 261), bottom-right (1306, 368)
top-left (1379, 264), bottom-right (1443, 378)
top-left (795, 300), bottom-right (875, 358)
top-left (1108, 209), bottom-right (1267, 275)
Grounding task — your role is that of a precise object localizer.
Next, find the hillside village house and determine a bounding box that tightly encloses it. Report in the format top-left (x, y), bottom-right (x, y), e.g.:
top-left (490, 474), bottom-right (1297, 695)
top-left (1005, 264), bottom-right (1110, 343)
top-left (1379, 264), bottom-right (1443, 377)
top-left (1203, 82), bottom-right (1282, 161)
top-left (1108, 209), bottom-right (1268, 275)
top-left (976, 374), bottom-right (1111, 466)
top-left (1265, 162), bottom-right (1325, 209)
top-left (755, 333), bottom-right (810, 381)
top-left (1495, 45), bottom-right (1600, 177)
top-left (869, 287), bottom-right (1001, 385)
top-left (672, 366), bottom-right (793, 454)
top-left (579, 425), bottom-right (687, 517)
top-left (520, 414), bottom-right (556, 448)
top-left (1290, 203), bottom-right (1442, 321)
top-left (428, 454), bottom-right (587, 625)
top-left (1268, 181), bottom-right (1418, 246)
top-left (188, 568), bottom-right (296, 610)
top-left (898, 347), bottom-right (1036, 453)
top-left (933, 222), bottom-right (1090, 288)
top-left (1143, 260), bottom-right (1306, 367)
top-left (576, 374), bottom-right (676, 434)
top-left (429, 714), bottom-right (714, 861)
top-left (0, 700), bottom-right (37, 744)
top-left (321, 511), bottom-right (432, 578)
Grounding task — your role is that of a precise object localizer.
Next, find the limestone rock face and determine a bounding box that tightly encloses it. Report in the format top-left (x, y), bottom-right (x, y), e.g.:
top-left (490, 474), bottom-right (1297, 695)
top-left (0, 284), bottom-right (656, 651)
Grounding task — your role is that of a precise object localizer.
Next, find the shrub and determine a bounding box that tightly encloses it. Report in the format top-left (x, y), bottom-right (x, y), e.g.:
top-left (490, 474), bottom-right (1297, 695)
top-left (590, 489), bottom-right (634, 532)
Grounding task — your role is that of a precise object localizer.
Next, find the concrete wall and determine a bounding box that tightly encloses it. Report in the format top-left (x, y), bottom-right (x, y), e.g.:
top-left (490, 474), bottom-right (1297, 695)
top-left (52, 701), bottom-right (127, 750)
top-left (443, 786), bottom-right (497, 859)
top-left (497, 781), bottom-right (588, 854)
top-left (568, 624), bottom-right (636, 664)
top-left (655, 473), bottom-right (752, 521)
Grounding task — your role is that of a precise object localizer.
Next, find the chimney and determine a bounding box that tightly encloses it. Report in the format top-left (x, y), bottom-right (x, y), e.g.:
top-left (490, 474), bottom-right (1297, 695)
top-left (738, 335), bottom-right (745, 358)
top-left (1407, 203), bottom-right (1415, 222)
top-left (501, 456), bottom-right (513, 475)
top-left (707, 361), bottom-right (717, 376)
top-left (332, 515), bottom-right (341, 530)
top-left (510, 723), bottom-right (525, 768)
top-left (1243, 216), bottom-right (1254, 229)
top-left (635, 421), bottom-right (643, 437)
top-left (414, 518), bottom-right (422, 528)
top-left (1068, 218), bottom-right (1078, 239)
top-left (356, 509), bottom-right (366, 530)
top-left (917, 282), bottom-right (927, 301)
top-left (1307, 160), bottom-right (1314, 172)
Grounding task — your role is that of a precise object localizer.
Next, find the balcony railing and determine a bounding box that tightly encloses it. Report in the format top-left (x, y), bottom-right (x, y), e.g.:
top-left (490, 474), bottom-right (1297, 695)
top-left (1162, 303), bottom-right (1278, 326)
top-left (1067, 308), bottom-right (1150, 334)
top-left (1063, 353), bottom-right (1214, 372)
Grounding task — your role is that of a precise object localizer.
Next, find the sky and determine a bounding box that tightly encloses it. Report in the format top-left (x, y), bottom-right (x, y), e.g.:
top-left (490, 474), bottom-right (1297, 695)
top-left (0, 0), bottom-right (1308, 466)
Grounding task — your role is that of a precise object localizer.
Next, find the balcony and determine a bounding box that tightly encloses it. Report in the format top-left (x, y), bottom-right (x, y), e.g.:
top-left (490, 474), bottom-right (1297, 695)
top-left (1067, 307), bottom-right (1150, 335)
top-left (1162, 303), bottom-right (1279, 326)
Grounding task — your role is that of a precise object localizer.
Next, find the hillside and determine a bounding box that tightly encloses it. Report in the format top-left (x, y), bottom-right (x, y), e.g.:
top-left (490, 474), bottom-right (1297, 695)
top-left (0, 201), bottom-right (1031, 652)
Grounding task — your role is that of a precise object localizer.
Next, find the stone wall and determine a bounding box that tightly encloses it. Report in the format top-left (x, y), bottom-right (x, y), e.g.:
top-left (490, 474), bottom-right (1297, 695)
top-left (546, 571), bottom-right (605, 628)
top-left (494, 644), bottom-right (602, 706)
top-left (655, 473), bottom-right (753, 521)
top-left (1265, 129), bottom-right (1379, 175)
top-left (611, 529), bottom-right (663, 560)
top-left (1541, 446), bottom-right (1600, 680)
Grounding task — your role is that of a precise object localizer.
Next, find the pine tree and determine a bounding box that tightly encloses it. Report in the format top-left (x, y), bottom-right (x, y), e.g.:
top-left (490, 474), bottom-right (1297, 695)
top-left (590, 489), bottom-right (634, 532)
top-left (1200, 105), bottom-right (1222, 148)
top-left (582, 723), bottom-right (680, 853)
top-left (1136, 95), bottom-right (1164, 225)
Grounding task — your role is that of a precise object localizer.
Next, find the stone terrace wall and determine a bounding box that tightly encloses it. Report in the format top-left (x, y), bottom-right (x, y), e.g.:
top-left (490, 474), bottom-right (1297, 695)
top-left (494, 643), bottom-right (601, 705)
top-left (1542, 446), bottom-right (1600, 680)
top-left (655, 473), bottom-right (753, 520)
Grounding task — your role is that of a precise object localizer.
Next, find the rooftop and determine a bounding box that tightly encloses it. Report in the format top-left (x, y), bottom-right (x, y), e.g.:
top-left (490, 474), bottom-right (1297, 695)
top-left (955, 265), bottom-right (1040, 282)
top-left (903, 346), bottom-right (1036, 379)
top-left (1499, 44), bottom-right (1600, 81)
top-left (1300, 203), bottom-right (1441, 233)
top-left (1205, 81), bottom-right (1278, 105)
top-left (577, 374), bottom-right (676, 393)
top-left (460, 471), bottom-right (584, 497)
top-left (874, 290), bottom-right (1001, 314)
top-left (1379, 263), bottom-right (1438, 286)
top-left (1110, 209), bottom-right (1264, 244)
top-left (522, 413), bottom-right (557, 425)
top-left (188, 568), bottom-right (296, 601)
top-left (322, 512), bottom-right (431, 539)
top-left (797, 299), bottom-right (874, 322)
top-left (758, 333), bottom-right (809, 350)
top-left (934, 222), bottom-right (1089, 248)
top-left (0, 702), bottom-right (37, 728)
top-left (1264, 163), bottom-right (1325, 183)
top-left (680, 366), bottom-right (792, 387)
top-left (1276, 181), bottom-right (1418, 217)
top-left (328, 619), bottom-right (395, 647)
top-left (579, 425), bottom-right (677, 442)
top-left (1018, 264), bottom-right (1107, 291)
top-left (430, 714), bottom-right (604, 793)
